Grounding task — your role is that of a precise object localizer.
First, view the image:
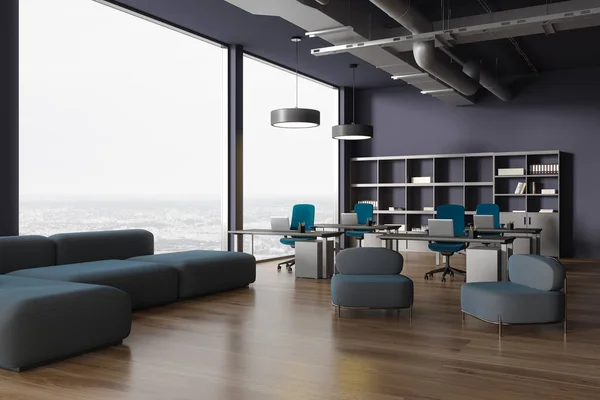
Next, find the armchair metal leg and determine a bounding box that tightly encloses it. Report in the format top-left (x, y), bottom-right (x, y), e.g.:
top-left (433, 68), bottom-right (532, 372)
top-left (498, 315), bottom-right (503, 338)
top-left (564, 276), bottom-right (568, 341)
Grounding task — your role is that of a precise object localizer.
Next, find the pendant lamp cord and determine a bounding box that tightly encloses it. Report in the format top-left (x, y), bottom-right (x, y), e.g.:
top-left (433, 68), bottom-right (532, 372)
top-left (295, 39), bottom-right (299, 108)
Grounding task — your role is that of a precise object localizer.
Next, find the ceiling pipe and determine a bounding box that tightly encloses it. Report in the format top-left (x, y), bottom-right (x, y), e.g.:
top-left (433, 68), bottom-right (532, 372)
top-left (369, 0), bottom-right (511, 101)
top-left (463, 61), bottom-right (512, 101)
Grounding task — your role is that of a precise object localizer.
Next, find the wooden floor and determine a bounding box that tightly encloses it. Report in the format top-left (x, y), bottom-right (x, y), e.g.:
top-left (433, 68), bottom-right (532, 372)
top-left (1, 254), bottom-right (600, 400)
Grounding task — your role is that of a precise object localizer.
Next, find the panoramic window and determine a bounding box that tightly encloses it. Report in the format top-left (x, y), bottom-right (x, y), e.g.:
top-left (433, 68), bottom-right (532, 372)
top-left (19, 0), bottom-right (227, 252)
top-left (243, 56), bottom-right (339, 260)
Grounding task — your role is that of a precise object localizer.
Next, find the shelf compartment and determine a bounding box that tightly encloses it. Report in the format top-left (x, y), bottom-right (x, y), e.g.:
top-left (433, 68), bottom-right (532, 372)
top-left (407, 186), bottom-right (433, 212)
top-left (465, 186), bottom-right (493, 211)
top-left (435, 157), bottom-right (463, 183)
top-left (407, 158), bottom-right (433, 184)
top-left (379, 159), bottom-right (406, 184)
top-left (351, 160), bottom-right (377, 184)
top-left (465, 156), bottom-right (493, 183)
top-left (378, 187), bottom-right (406, 212)
top-left (435, 186), bottom-right (464, 207)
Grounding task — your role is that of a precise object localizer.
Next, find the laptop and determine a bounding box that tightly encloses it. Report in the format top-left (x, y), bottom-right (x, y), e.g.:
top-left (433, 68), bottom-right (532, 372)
top-left (473, 215), bottom-right (495, 229)
top-left (341, 213), bottom-right (359, 225)
top-left (428, 219), bottom-right (455, 237)
top-left (270, 216), bottom-right (290, 231)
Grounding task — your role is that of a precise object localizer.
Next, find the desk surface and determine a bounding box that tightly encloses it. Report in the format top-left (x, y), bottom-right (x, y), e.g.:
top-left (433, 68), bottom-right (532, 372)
top-left (229, 229), bottom-right (343, 238)
top-left (476, 228), bottom-right (542, 234)
top-left (379, 233), bottom-right (515, 244)
top-left (313, 223), bottom-right (403, 230)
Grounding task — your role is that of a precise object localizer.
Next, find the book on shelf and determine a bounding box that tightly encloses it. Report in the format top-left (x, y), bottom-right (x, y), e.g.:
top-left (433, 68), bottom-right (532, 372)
top-left (513, 210), bottom-right (526, 213)
top-left (514, 182), bottom-right (525, 194)
top-left (541, 189), bottom-right (557, 194)
top-left (422, 206), bottom-right (435, 211)
top-left (411, 176), bottom-right (431, 183)
top-left (498, 168), bottom-right (524, 176)
top-left (539, 209), bottom-right (555, 213)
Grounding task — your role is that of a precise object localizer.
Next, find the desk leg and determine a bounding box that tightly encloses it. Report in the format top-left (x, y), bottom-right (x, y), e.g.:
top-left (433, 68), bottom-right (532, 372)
top-left (233, 234), bottom-right (243, 252)
top-left (500, 243), bottom-right (513, 281)
top-left (535, 233), bottom-right (541, 255)
top-left (322, 238), bottom-right (335, 277)
top-left (436, 252), bottom-right (440, 266)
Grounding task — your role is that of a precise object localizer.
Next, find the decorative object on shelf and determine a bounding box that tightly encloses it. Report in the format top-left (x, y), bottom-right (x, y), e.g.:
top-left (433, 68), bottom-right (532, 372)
top-left (271, 37), bottom-right (320, 128)
top-left (411, 176), bottom-right (431, 183)
top-left (507, 221), bottom-right (514, 230)
top-left (298, 222), bottom-right (306, 233)
top-left (541, 189), bottom-right (557, 194)
top-left (423, 206), bottom-right (435, 211)
top-left (514, 182), bottom-right (525, 194)
top-left (498, 168), bottom-right (524, 176)
top-left (332, 64), bottom-right (373, 140)
top-left (530, 164), bottom-right (559, 175)
top-left (531, 181), bottom-right (536, 194)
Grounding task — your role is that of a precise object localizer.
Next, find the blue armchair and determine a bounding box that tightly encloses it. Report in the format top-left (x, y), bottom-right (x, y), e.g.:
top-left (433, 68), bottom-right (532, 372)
top-left (331, 247), bottom-right (413, 319)
top-left (277, 204), bottom-right (315, 272)
top-left (345, 203), bottom-right (374, 247)
top-left (461, 255), bottom-right (567, 339)
top-left (425, 204), bottom-right (467, 282)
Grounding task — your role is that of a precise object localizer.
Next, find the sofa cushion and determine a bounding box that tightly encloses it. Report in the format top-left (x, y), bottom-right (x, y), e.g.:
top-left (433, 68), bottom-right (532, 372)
top-left (0, 275), bottom-right (131, 371)
top-left (331, 274), bottom-right (413, 309)
top-left (50, 229), bottom-right (154, 265)
top-left (130, 250), bottom-right (256, 299)
top-left (8, 259), bottom-right (178, 310)
top-left (336, 247), bottom-right (404, 275)
top-left (461, 281), bottom-right (564, 325)
top-left (0, 235), bottom-right (56, 274)
top-left (508, 254), bottom-right (565, 291)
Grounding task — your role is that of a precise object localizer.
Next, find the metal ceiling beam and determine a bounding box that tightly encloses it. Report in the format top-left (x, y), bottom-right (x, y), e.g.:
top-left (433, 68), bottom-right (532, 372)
top-left (311, 3), bottom-right (600, 56)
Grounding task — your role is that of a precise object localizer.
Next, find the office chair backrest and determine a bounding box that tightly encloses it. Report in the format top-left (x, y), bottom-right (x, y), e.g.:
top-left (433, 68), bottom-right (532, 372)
top-left (353, 203), bottom-right (374, 225)
top-left (290, 204), bottom-right (315, 231)
top-left (436, 204), bottom-right (465, 237)
top-left (476, 203), bottom-right (500, 228)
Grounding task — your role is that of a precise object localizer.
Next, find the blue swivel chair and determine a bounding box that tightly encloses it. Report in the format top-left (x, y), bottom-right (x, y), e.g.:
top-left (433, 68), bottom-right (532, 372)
top-left (277, 204), bottom-right (315, 272)
top-left (475, 203), bottom-right (500, 229)
top-left (345, 203), bottom-right (374, 247)
top-left (425, 204), bottom-right (467, 282)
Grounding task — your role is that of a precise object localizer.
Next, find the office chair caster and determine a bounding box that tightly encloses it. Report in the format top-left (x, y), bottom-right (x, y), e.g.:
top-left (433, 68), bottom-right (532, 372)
top-left (424, 273), bottom-right (432, 280)
top-left (441, 277), bottom-right (447, 283)
top-left (277, 265), bottom-right (282, 271)
top-left (286, 266), bottom-right (293, 272)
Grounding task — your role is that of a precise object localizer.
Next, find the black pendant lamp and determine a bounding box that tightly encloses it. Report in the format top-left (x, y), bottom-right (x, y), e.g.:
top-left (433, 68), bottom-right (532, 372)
top-left (271, 37), bottom-right (320, 128)
top-left (332, 64), bottom-right (373, 140)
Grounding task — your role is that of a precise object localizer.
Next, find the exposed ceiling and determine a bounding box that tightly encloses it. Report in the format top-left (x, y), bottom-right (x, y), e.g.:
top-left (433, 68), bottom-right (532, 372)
top-left (109, 0), bottom-right (600, 90)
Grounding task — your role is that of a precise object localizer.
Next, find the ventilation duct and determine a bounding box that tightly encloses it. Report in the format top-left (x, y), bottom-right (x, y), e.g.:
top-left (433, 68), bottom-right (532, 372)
top-left (370, 0), bottom-right (511, 101)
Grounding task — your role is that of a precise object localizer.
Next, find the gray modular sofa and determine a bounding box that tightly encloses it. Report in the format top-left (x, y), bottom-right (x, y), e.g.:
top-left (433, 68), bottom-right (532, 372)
top-left (0, 230), bottom-right (256, 371)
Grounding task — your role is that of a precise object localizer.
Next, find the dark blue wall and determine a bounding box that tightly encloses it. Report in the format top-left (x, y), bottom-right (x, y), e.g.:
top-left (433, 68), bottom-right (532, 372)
top-left (0, 0), bottom-right (19, 236)
top-left (353, 67), bottom-right (600, 258)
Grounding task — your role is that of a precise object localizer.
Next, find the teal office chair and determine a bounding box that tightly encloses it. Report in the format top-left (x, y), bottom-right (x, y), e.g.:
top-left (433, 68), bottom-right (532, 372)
top-left (345, 203), bottom-right (374, 247)
top-left (425, 204), bottom-right (467, 282)
top-left (277, 204), bottom-right (315, 272)
top-left (475, 203), bottom-right (500, 229)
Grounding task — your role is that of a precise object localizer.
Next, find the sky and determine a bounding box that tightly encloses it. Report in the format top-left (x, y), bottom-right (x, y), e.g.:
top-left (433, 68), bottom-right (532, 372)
top-left (19, 0), bottom-right (338, 201)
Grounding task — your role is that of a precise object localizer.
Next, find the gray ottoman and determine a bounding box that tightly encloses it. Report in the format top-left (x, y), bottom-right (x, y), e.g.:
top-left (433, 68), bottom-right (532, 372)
top-left (0, 276), bottom-right (131, 372)
top-left (130, 250), bottom-right (256, 299)
top-left (9, 260), bottom-right (178, 310)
